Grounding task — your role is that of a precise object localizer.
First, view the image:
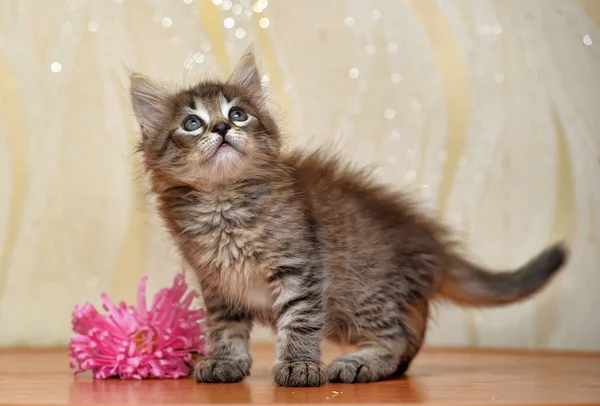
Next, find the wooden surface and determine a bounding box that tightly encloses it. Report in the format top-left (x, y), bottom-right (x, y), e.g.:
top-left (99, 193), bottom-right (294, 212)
top-left (1, 343), bottom-right (599, 406)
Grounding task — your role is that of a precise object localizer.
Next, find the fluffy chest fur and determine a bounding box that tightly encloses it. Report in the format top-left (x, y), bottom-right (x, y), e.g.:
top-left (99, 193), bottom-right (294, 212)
top-left (158, 182), bottom-right (286, 312)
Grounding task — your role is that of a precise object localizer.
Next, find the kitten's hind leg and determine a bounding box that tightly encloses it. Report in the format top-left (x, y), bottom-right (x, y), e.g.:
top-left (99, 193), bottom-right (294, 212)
top-left (328, 345), bottom-right (401, 384)
top-left (328, 300), bottom-right (428, 383)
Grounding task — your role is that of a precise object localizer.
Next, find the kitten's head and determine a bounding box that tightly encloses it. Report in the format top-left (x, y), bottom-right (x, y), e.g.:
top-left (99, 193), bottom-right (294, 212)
top-left (130, 50), bottom-right (280, 185)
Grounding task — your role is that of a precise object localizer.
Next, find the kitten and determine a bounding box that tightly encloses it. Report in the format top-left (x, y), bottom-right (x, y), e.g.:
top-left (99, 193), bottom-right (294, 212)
top-left (129, 49), bottom-right (567, 387)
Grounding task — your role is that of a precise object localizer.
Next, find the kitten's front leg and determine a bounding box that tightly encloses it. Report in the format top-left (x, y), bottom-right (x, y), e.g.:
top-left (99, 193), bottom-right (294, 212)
top-left (194, 294), bottom-right (253, 384)
top-left (271, 265), bottom-right (328, 387)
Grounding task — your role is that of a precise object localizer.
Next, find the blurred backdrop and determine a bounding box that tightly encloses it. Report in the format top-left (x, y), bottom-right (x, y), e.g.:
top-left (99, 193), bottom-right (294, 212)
top-left (0, 0), bottom-right (599, 350)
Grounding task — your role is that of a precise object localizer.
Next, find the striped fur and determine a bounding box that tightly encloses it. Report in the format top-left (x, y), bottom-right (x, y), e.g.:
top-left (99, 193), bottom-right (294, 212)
top-left (129, 50), bottom-right (568, 387)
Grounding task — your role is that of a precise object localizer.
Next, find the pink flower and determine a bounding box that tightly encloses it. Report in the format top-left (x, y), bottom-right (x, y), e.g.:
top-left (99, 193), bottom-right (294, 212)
top-left (69, 273), bottom-right (206, 379)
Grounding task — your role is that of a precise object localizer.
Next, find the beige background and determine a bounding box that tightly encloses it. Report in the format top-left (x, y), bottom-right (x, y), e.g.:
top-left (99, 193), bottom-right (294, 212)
top-left (0, 0), bottom-right (599, 350)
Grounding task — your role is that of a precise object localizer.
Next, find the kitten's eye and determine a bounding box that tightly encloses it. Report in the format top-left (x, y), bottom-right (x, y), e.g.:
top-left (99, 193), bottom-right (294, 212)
top-left (182, 115), bottom-right (203, 132)
top-left (229, 108), bottom-right (248, 123)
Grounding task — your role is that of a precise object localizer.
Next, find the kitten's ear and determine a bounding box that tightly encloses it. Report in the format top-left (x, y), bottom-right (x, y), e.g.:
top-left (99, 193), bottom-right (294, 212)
top-left (129, 73), bottom-right (169, 136)
top-left (228, 49), bottom-right (262, 95)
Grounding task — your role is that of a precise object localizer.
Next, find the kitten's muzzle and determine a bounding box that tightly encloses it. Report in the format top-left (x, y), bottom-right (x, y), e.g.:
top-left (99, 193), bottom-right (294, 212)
top-left (212, 122), bottom-right (231, 137)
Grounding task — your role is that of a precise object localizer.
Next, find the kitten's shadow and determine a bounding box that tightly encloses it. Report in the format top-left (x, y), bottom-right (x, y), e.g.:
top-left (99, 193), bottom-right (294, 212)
top-left (271, 376), bottom-right (425, 404)
top-left (70, 373), bottom-right (423, 404)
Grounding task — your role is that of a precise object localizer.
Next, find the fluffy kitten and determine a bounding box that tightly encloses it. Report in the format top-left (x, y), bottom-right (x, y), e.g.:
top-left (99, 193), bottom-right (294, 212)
top-left (129, 50), bottom-right (567, 387)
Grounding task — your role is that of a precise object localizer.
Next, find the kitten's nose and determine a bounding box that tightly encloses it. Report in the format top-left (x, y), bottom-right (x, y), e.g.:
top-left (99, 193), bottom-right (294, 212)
top-left (211, 122), bottom-right (231, 137)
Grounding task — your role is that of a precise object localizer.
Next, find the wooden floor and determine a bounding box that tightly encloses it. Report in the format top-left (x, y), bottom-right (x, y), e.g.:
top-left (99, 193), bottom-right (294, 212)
top-left (1, 343), bottom-right (599, 405)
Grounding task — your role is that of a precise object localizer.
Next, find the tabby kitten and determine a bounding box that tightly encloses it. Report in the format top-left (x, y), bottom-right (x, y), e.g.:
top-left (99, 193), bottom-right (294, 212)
top-left (129, 50), bottom-right (567, 387)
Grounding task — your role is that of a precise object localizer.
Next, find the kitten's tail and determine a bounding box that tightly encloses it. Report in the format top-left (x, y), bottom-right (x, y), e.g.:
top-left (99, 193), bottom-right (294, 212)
top-left (438, 243), bottom-right (568, 307)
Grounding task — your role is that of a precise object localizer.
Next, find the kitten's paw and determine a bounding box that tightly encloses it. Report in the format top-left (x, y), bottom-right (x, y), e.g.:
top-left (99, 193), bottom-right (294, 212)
top-left (272, 361), bottom-right (328, 387)
top-left (194, 358), bottom-right (250, 383)
top-left (328, 358), bottom-right (382, 383)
